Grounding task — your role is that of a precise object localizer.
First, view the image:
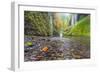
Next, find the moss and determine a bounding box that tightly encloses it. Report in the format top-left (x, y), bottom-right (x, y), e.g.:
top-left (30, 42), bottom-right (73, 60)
top-left (25, 41), bottom-right (33, 46)
top-left (67, 16), bottom-right (90, 36)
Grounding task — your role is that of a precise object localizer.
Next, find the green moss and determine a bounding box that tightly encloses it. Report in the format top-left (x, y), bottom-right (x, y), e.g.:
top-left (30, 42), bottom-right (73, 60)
top-left (68, 16), bottom-right (90, 36)
top-left (25, 41), bottom-right (33, 46)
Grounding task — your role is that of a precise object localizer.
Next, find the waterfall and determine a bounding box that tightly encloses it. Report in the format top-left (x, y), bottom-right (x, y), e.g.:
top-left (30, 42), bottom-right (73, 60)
top-left (60, 32), bottom-right (63, 38)
top-left (48, 13), bottom-right (53, 36)
top-left (48, 13), bottom-right (78, 38)
top-left (71, 14), bottom-right (78, 26)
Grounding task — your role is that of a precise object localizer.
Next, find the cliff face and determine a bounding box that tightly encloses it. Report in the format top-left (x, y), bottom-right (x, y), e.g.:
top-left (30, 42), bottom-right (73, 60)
top-left (24, 11), bottom-right (51, 36)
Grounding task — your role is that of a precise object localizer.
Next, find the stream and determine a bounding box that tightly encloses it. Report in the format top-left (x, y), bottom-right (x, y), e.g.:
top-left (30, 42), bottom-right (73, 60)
top-left (24, 36), bottom-right (90, 62)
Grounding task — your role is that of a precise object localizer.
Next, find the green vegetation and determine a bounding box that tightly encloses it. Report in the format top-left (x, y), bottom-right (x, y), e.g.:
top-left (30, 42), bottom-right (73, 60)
top-left (67, 16), bottom-right (90, 36)
top-left (25, 41), bottom-right (33, 47)
top-left (24, 12), bottom-right (90, 61)
top-left (24, 11), bottom-right (90, 37)
top-left (24, 11), bottom-right (51, 36)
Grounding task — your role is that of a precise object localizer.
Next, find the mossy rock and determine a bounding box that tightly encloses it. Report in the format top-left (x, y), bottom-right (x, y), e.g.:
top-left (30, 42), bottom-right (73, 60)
top-left (25, 42), bottom-right (33, 47)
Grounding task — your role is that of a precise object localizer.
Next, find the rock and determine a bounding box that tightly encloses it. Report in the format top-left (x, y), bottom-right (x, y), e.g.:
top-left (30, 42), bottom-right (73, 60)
top-left (24, 36), bottom-right (90, 61)
top-left (32, 51), bottom-right (38, 55)
top-left (71, 49), bottom-right (82, 59)
top-left (51, 54), bottom-right (55, 57)
top-left (30, 56), bottom-right (37, 61)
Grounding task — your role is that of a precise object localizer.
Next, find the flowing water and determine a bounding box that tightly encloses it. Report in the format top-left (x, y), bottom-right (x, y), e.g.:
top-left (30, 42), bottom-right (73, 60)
top-left (24, 36), bottom-right (90, 61)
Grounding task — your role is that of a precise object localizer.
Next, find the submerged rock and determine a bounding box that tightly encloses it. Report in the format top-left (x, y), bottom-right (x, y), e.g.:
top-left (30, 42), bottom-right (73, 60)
top-left (24, 36), bottom-right (90, 61)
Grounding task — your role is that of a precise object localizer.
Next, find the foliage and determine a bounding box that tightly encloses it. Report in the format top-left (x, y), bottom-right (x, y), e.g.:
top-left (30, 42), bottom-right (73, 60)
top-left (24, 11), bottom-right (90, 37)
top-left (53, 13), bottom-right (71, 36)
top-left (25, 41), bottom-right (33, 47)
top-left (67, 15), bottom-right (90, 36)
top-left (24, 11), bottom-right (51, 36)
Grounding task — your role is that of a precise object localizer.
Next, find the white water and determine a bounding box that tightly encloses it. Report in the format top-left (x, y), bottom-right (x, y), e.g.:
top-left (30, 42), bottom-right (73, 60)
top-left (60, 32), bottom-right (63, 38)
top-left (71, 14), bottom-right (78, 26)
top-left (49, 13), bottom-right (78, 38)
top-left (49, 13), bottom-right (53, 36)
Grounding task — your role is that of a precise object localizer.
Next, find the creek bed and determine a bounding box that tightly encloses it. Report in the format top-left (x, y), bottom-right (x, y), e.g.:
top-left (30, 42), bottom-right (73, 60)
top-left (24, 36), bottom-right (90, 62)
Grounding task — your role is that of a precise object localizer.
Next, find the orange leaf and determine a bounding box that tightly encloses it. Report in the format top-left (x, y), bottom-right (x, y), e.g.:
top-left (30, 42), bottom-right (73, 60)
top-left (42, 47), bottom-right (48, 52)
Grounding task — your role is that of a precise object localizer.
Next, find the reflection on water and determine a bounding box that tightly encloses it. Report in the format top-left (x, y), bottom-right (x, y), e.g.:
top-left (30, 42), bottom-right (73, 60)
top-left (24, 36), bottom-right (90, 62)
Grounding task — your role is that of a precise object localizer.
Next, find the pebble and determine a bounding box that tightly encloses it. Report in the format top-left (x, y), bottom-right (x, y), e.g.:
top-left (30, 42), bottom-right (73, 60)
top-left (24, 36), bottom-right (90, 61)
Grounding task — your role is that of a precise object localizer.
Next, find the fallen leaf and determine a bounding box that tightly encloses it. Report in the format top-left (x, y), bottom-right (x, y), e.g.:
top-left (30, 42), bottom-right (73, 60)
top-left (41, 46), bottom-right (48, 52)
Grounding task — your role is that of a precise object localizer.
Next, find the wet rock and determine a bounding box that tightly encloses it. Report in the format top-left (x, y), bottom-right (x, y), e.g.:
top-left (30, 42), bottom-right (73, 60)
top-left (24, 36), bottom-right (90, 61)
top-left (30, 56), bottom-right (37, 61)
